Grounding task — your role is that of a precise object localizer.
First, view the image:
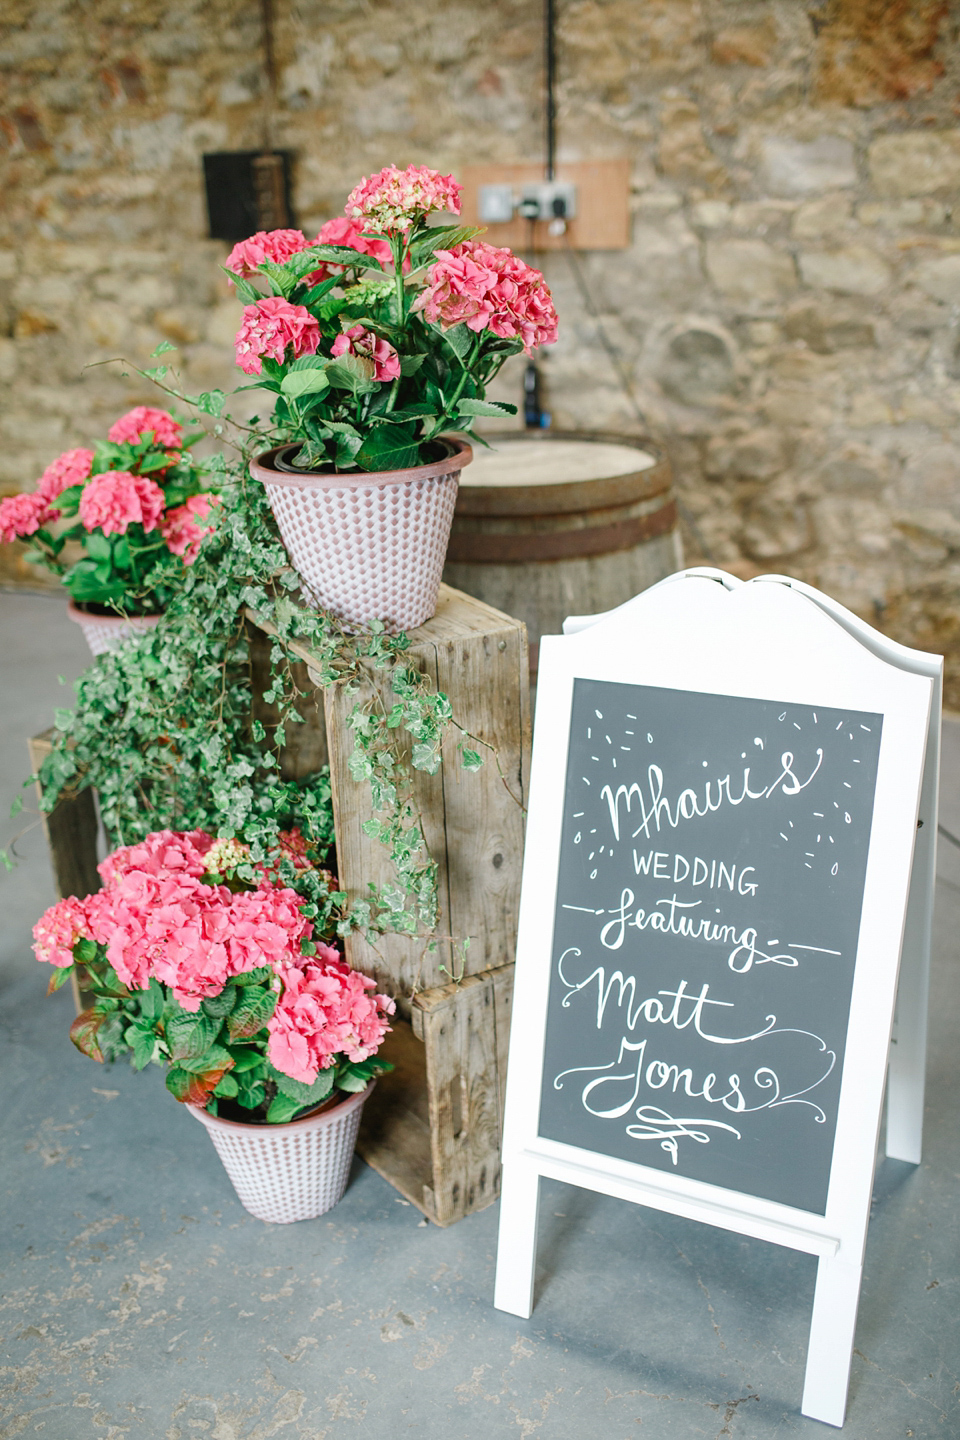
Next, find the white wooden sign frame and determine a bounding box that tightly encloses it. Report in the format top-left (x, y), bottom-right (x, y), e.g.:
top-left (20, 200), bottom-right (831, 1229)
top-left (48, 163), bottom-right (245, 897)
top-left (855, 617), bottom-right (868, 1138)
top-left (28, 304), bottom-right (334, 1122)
top-left (494, 570), bottom-right (940, 1428)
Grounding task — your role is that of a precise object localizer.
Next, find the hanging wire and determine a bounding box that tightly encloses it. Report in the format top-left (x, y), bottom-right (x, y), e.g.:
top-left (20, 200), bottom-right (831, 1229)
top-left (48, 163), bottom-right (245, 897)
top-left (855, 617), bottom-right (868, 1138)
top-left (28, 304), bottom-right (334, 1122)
top-left (545, 0), bottom-right (557, 181)
top-left (260, 0), bottom-right (277, 150)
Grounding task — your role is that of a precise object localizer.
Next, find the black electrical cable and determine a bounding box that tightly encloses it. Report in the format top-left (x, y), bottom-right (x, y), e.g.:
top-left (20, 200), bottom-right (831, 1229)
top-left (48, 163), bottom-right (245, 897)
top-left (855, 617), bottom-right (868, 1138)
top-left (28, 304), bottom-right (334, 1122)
top-left (545, 0), bottom-right (557, 181)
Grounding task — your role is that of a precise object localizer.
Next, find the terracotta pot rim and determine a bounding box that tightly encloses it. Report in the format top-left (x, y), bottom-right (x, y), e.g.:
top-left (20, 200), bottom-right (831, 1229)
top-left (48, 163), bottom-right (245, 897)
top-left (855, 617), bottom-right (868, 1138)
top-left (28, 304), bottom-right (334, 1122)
top-left (66, 600), bottom-right (163, 624)
top-left (250, 436), bottom-right (472, 491)
top-left (185, 1079), bottom-right (375, 1136)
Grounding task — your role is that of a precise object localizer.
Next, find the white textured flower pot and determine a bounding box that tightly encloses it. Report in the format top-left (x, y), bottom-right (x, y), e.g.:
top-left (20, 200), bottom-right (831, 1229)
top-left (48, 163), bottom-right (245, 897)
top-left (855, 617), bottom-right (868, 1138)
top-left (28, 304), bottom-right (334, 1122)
top-left (187, 1081), bottom-right (374, 1224)
top-left (250, 438), bottom-right (471, 632)
top-left (66, 600), bottom-right (162, 658)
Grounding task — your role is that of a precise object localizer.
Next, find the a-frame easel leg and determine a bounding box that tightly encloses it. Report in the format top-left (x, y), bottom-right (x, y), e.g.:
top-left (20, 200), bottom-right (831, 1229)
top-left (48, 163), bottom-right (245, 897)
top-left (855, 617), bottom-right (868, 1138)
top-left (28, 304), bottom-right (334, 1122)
top-left (493, 1159), bottom-right (541, 1319)
top-left (886, 736), bottom-right (937, 1165)
top-left (801, 1252), bottom-right (863, 1427)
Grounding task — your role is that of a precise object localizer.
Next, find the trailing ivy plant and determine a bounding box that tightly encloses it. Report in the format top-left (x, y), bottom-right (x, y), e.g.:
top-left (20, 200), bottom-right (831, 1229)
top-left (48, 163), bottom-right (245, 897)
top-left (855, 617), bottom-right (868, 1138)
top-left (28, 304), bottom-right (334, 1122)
top-left (36, 440), bottom-right (484, 941)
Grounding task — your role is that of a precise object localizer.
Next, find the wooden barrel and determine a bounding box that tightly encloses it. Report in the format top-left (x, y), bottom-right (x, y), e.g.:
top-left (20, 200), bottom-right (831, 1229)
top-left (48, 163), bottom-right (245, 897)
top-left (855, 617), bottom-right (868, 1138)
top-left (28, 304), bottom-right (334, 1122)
top-left (442, 431), bottom-right (682, 674)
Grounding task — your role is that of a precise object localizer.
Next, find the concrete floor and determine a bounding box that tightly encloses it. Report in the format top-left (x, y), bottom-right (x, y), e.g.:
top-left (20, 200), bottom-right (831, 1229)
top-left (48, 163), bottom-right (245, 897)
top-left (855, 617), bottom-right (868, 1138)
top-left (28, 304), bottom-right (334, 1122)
top-left (1, 588), bottom-right (958, 1440)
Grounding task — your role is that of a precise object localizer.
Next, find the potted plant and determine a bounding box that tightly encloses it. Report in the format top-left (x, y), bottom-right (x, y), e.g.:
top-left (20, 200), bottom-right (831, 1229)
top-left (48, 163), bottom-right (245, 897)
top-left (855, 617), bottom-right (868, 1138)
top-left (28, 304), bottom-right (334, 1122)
top-left (226, 162), bottom-right (559, 631)
top-left (0, 406), bottom-right (220, 655)
top-left (33, 827), bottom-right (395, 1223)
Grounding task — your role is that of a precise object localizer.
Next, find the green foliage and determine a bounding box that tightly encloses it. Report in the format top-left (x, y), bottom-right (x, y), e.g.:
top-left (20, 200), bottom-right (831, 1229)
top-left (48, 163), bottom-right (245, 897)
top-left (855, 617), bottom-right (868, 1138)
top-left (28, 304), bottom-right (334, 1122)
top-left (231, 216), bottom-right (528, 473)
top-left (36, 454), bottom-right (484, 938)
top-left (24, 428), bottom-right (220, 616)
top-left (62, 950), bottom-right (387, 1123)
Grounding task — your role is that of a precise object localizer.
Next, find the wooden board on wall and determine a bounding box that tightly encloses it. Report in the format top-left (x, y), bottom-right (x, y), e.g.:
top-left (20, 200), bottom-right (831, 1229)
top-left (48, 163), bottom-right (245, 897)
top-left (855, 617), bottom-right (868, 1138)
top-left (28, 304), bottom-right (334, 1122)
top-left (460, 159), bottom-right (631, 252)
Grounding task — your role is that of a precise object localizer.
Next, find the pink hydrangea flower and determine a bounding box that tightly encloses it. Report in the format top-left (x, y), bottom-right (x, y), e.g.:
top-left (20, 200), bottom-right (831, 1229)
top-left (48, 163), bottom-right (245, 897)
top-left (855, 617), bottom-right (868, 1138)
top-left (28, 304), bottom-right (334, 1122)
top-left (160, 493), bottom-right (219, 564)
top-left (37, 447), bottom-right (95, 502)
top-left (78, 470), bottom-right (166, 537)
top-left (413, 240), bottom-right (559, 354)
top-left (305, 216), bottom-right (395, 282)
top-left (32, 895), bottom-right (93, 969)
top-left (331, 324), bottom-right (401, 383)
top-left (234, 297), bottom-right (321, 377)
top-left (99, 829), bottom-right (215, 888)
top-left (345, 164), bottom-right (462, 235)
top-left (225, 229), bottom-right (309, 279)
top-left (107, 407), bottom-right (183, 451)
top-left (0, 491), bottom-right (55, 544)
top-left (267, 951), bottom-right (394, 1084)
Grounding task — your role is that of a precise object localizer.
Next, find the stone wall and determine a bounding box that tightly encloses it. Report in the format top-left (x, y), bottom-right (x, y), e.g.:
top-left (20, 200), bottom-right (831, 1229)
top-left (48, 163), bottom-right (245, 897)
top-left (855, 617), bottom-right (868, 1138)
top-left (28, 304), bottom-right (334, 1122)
top-left (3, 1), bottom-right (960, 701)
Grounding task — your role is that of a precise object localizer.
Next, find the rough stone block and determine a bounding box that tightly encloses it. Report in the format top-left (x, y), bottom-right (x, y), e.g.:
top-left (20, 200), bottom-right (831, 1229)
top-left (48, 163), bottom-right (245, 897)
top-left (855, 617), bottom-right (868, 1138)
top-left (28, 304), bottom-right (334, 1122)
top-left (760, 136), bottom-right (857, 196)
top-left (911, 255), bottom-right (960, 306)
top-left (869, 132), bottom-right (960, 197)
top-left (784, 302), bottom-right (876, 353)
top-left (705, 427), bottom-right (786, 481)
top-left (711, 22), bottom-right (776, 68)
top-left (705, 238), bottom-right (797, 302)
top-left (791, 195), bottom-right (852, 239)
top-left (798, 246), bottom-right (892, 296)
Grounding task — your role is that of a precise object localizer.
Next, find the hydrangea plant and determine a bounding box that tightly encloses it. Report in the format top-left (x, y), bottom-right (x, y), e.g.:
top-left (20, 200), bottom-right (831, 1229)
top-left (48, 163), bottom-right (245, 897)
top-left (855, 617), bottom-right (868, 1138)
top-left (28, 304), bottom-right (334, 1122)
top-left (35, 829), bottom-right (394, 1124)
top-left (0, 406), bottom-right (219, 615)
top-left (225, 163), bottom-right (559, 472)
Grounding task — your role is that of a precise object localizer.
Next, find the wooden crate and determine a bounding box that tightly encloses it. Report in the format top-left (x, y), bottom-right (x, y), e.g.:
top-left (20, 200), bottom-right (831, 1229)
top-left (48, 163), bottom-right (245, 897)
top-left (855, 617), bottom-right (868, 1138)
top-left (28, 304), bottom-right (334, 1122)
top-left (32, 584), bottom-right (530, 1226)
top-left (250, 583), bottom-right (531, 1224)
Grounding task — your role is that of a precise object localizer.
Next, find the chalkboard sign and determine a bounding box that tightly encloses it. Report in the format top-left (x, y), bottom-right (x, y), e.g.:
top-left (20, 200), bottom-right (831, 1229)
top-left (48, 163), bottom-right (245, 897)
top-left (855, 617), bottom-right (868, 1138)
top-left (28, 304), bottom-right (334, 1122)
top-left (494, 572), bottom-right (938, 1428)
top-left (539, 680), bottom-right (882, 1215)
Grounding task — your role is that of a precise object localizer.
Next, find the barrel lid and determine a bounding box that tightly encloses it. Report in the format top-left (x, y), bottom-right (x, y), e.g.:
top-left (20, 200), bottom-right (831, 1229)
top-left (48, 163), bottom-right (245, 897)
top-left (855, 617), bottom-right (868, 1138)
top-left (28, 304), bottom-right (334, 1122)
top-left (452, 431), bottom-right (671, 517)
top-left (463, 436), bottom-right (657, 488)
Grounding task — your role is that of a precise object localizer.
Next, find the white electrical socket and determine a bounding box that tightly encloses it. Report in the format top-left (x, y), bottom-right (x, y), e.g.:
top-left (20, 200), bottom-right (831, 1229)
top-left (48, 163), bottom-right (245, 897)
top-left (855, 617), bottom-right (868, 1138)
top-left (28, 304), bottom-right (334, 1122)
top-left (478, 184), bottom-right (516, 223)
top-left (478, 179), bottom-right (578, 224)
top-left (518, 180), bottom-right (577, 221)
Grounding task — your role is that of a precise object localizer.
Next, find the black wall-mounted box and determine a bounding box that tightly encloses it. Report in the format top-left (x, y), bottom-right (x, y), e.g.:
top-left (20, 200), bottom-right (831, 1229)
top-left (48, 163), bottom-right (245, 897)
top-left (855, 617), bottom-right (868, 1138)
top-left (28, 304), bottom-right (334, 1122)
top-left (202, 150), bottom-right (295, 241)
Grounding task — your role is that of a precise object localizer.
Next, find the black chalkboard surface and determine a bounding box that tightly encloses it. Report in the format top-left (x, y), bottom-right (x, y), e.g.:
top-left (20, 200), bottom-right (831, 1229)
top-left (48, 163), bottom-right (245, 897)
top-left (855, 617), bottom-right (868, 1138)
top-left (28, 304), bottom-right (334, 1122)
top-left (539, 679), bottom-right (883, 1215)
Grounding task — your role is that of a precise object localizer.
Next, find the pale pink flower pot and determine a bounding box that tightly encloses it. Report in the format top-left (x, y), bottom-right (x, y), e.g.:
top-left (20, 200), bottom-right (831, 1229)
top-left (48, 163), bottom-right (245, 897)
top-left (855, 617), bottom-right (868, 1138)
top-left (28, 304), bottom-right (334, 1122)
top-left (66, 600), bottom-right (162, 658)
top-left (186, 1081), bottom-right (374, 1224)
top-left (250, 437), bottom-right (472, 632)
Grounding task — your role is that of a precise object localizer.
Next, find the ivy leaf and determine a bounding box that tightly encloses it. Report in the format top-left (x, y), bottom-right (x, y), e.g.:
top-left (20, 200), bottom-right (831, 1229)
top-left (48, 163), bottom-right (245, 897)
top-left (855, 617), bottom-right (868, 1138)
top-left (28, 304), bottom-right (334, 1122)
top-left (460, 747), bottom-right (483, 771)
top-left (193, 389), bottom-right (226, 418)
top-left (151, 340), bottom-right (177, 357)
top-left (411, 740), bottom-right (442, 774)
